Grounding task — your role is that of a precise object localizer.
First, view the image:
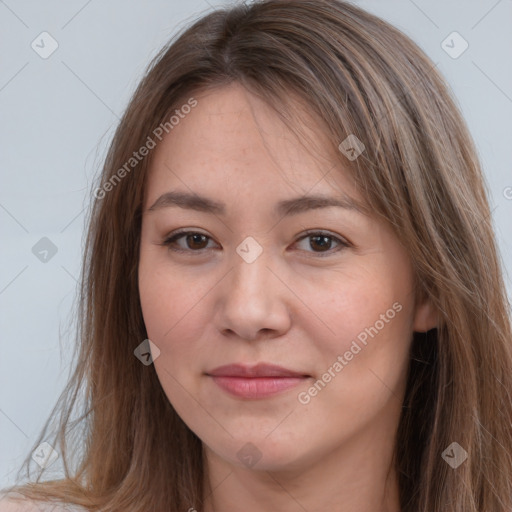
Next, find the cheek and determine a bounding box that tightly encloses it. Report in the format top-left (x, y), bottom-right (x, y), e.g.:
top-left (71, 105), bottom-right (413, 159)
top-left (138, 266), bottom-right (205, 419)
top-left (138, 254), bottom-right (212, 369)
top-left (311, 262), bottom-right (414, 398)
top-left (318, 264), bottom-right (411, 346)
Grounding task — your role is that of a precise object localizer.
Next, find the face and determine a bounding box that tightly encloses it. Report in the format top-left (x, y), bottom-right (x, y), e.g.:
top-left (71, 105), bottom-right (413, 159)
top-left (138, 82), bottom-right (437, 473)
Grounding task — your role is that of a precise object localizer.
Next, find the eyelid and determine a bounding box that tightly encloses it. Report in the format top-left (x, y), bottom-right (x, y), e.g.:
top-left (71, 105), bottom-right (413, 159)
top-left (160, 229), bottom-right (218, 254)
top-left (293, 230), bottom-right (350, 257)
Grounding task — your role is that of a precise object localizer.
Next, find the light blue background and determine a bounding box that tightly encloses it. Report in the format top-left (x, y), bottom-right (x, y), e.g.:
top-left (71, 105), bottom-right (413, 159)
top-left (1, 0), bottom-right (511, 487)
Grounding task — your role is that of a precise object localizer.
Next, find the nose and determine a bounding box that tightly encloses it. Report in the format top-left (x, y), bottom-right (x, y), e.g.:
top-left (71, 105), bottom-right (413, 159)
top-left (213, 250), bottom-right (292, 342)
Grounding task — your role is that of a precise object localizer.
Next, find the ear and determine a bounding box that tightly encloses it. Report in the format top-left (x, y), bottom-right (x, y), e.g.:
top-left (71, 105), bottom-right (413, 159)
top-left (412, 298), bottom-right (438, 333)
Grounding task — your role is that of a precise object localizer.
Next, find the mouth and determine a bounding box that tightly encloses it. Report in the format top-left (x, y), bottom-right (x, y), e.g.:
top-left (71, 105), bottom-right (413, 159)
top-left (206, 363), bottom-right (311, 399)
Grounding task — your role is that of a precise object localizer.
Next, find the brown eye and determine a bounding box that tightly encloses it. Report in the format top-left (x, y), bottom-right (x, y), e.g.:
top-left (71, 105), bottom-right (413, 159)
top-left (183, 233), bottom-right (209, 250)
top-left (162, 231), bottom-right (216, 253)
top-left (309, 234), bottom-right (334, 252)
top-left (293, 231), bottom-right (349, 257)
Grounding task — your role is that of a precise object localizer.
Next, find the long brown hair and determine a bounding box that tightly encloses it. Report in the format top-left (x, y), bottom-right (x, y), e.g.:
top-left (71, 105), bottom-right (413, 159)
top-left (3, 1), bottom-right (512, 510)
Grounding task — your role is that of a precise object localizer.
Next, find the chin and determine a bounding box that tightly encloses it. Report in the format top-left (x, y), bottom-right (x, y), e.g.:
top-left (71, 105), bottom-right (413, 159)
top-left (216, 434), bottom-right (311, 472)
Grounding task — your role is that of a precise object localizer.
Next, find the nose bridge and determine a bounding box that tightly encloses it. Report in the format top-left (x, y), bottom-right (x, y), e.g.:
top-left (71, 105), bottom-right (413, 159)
top-left (229, 244), bottom-right (274, 307)
top-left (214, 242), bottom-right (291, 340)
top-left (229, 233), bottom-right (274, 292)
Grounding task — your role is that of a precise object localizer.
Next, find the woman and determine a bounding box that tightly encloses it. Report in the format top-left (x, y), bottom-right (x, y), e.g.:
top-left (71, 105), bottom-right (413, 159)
top-left (2, 0), bottom-right (511, 511)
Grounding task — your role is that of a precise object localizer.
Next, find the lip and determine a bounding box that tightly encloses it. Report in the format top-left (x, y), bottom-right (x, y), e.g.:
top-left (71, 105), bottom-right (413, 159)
top-left (208, 363), bottom-right (309, 378)
top-left (206, 363), bottom-right (310, 399)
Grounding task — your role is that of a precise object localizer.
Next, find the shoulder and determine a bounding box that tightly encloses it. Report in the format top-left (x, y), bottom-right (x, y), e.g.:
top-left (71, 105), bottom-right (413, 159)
top-left (0, 492), bottom-right (85, 512)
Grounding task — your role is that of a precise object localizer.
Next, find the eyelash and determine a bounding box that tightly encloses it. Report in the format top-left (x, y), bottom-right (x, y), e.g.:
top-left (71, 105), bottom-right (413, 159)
top-left (159, 229), bottom-right (350, 258)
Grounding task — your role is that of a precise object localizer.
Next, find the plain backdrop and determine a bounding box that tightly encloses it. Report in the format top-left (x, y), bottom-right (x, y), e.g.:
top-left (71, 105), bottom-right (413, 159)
top-left (1, 0), bottom-right (511, 488)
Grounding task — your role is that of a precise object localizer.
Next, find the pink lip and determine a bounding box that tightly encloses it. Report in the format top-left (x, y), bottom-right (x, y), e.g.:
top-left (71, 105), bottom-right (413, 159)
top-left (206, 363), bottom-right (310, 399)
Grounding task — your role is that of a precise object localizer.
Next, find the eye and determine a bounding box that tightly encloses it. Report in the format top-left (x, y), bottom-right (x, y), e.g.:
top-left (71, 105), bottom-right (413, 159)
top-left (160, 230), bottom-right (218, 254)
top-left (159, 229), bottom-right (350, 257)
top-left (292, 230), bottom-right (350, 257)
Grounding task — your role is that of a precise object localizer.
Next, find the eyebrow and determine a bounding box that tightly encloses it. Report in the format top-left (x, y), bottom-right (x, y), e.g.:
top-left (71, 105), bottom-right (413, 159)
top-left (147, 190), bottom-right (369, 217)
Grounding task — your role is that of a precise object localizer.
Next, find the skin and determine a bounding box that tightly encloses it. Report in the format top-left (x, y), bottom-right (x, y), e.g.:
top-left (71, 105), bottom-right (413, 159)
top-left (138, 82), bottom-right (438, 512)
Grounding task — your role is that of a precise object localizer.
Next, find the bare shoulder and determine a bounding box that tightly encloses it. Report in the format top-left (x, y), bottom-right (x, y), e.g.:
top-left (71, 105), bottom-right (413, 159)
top-left (0, 493), bottom-right (85, 512)
top-left (0, 493), bottom-right (40, 511)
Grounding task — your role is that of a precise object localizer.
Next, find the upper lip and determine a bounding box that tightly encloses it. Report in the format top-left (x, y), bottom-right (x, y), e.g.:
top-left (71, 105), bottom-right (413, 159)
top-left (207, 363), bottom-right (310, 378)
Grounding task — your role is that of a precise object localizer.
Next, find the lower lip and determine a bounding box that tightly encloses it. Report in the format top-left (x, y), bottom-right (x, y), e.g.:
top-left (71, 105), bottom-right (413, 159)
top-left (209, 375), bottom-right (308, 399)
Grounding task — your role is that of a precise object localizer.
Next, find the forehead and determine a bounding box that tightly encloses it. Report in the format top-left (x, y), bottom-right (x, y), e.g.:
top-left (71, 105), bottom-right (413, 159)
top-left (146, 83), bottom-right (363, 209)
